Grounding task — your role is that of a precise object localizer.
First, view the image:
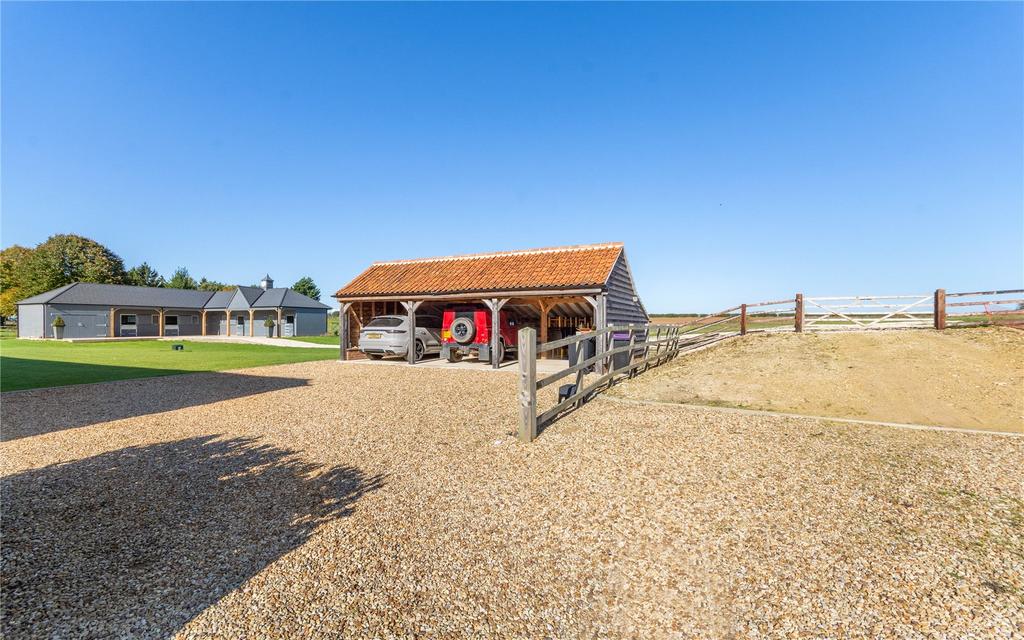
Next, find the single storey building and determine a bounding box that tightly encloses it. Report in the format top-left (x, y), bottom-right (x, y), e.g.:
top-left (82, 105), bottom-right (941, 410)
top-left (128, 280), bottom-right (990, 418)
top-left (16, 275), bottom-right (330, 339)
top-left (334, 242), bottom-right (648, 366)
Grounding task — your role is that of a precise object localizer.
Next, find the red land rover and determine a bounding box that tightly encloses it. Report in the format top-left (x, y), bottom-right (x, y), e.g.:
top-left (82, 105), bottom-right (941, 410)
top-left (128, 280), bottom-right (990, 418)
top-left (440, 305), bottom-right (518, 363)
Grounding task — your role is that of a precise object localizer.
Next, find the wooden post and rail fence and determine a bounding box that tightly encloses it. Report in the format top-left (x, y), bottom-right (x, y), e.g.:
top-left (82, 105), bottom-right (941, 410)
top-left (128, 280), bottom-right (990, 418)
top-left (516, 287), bottom-right (1022, 442)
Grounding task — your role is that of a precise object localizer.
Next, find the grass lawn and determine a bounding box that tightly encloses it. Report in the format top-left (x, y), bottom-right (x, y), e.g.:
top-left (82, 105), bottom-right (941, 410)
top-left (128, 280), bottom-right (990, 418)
top-left (286, 336), bottom-right (340, 346)
top-left (0, 339), bottom-right (339, 392)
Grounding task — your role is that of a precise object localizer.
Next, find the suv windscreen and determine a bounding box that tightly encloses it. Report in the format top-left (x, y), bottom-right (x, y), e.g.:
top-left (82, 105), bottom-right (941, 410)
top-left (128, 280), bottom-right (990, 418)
top-left (367, 317), bottom-right (404, 328)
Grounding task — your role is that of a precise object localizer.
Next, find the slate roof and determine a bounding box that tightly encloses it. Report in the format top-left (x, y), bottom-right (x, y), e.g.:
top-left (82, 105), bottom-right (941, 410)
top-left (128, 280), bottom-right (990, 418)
top-left (251, 288), bottom-right (330, 309)
top-left (204, 290), bottom-right (235, 308)
top-left (335, 242), bottom-right (624, 299)
top-left (17, 283), bottom-right (330, 310)
top-left (236, 286), bottom-right (265, 306)
top-left (16, 283), bottom-right (214, 308)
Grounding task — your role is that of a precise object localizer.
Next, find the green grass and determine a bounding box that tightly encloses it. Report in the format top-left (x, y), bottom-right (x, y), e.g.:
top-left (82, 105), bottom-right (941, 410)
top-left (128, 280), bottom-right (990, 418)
top-left (286, 335), bottom-right (340, 345)
top-left (0, 339), bottom-right (339, 392)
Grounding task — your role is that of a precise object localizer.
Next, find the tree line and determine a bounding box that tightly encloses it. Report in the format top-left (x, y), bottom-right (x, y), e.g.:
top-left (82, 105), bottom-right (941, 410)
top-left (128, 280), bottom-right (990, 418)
top-left (0, 234), bottom-right (322, 319)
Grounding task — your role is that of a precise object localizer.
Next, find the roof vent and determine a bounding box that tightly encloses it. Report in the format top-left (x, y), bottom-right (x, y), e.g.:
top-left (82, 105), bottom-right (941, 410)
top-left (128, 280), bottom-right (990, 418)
top-left (260, 274), bottom-right (274, 290)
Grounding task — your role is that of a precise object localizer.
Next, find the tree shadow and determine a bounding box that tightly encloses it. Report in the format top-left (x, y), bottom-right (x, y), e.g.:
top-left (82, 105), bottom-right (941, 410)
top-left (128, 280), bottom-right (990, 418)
top-left (1, 370), bottom-right (311, 441)
top-left (1, 435), bottom-right (385, 638)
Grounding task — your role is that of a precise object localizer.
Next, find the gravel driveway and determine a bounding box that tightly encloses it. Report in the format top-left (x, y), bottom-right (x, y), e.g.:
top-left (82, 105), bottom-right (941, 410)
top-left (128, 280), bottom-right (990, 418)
top-left (2, 361), bottom-right (1021, 638)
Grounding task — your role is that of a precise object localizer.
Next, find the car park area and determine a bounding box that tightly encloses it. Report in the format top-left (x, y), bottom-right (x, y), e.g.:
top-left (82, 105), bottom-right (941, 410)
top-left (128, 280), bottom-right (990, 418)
top-left (3, 357), bottom-right (1020, 638)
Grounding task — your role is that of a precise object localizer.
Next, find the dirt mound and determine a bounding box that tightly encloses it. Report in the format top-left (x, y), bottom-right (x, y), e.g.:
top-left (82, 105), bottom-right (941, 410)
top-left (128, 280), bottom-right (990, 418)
top-left (612, 327), bottom-right (1023, 433)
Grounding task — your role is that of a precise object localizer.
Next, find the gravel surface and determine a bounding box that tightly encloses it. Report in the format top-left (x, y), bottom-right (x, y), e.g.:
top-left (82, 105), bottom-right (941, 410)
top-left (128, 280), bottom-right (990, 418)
top-left (2, 361), bottom-right (1022, 638)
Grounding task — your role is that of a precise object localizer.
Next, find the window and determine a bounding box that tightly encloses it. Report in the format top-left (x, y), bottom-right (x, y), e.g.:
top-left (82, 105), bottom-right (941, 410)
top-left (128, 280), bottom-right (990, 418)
top-left (120, 314), bottom-right (137, 326)
top-left (237, 316), bottom-right (245, 325)
top-left (286, 315), bottom-right (295, 324)
top-left (366, 317), bottom-right (402, 328)
top-left (165, 315), bottom-right (178, 326)
top-left (416, 315), bottom-right (442, 329)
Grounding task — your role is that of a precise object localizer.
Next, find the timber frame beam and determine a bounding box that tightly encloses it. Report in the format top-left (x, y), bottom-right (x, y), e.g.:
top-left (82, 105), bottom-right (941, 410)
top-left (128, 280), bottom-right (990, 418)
top-left (400, 300), bottom-right (424, 364)
top-left (482, 297), bottom-right (510, 369)
top-left (338, 302), bottom-right (352, 361)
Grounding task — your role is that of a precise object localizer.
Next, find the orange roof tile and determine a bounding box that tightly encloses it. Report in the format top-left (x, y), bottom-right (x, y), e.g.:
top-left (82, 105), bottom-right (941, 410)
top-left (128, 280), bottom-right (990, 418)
top-left (335, 242), bottom-right (624, 299)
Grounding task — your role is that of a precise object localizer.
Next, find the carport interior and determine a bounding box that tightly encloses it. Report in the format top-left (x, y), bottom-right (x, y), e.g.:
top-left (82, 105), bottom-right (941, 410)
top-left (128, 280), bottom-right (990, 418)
top-left (342, 296), bottom-right (597, 362)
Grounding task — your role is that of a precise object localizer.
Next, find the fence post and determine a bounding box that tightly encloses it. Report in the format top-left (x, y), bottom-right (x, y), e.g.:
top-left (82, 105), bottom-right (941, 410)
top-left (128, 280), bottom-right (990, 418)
top-left (794, 294), bottom-right (804, 333)
top-left (625, 325), bottom-right (637, 376)
top-left (517, 327), bottom-right (537, 443)
top-left (740, 304), bottom-right (747, 335)
top-left (934, 289), bottom-right (946, 330)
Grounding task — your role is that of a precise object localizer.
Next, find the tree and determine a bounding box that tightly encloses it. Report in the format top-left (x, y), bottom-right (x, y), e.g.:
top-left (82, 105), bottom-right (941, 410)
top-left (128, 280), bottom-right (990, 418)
top-left (166, 267), bottom-right (198, 290)
top-left (0, 245), bottom-right (34, 320)
top-left (291, 276), bottom-right (321, 301)
top-left (126, 263), bottom-right (165, 288)
top-left (198, 278), bottom-right (232, 292)
top-left (20, 234), bottom-right (126, 297)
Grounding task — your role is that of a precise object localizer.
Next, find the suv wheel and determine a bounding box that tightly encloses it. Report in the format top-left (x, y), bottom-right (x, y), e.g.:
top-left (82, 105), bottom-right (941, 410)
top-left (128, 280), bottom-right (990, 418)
top-left (496, 339), bottom-right (506, 363)
top-left (414, 340), bottom-right (425, 362)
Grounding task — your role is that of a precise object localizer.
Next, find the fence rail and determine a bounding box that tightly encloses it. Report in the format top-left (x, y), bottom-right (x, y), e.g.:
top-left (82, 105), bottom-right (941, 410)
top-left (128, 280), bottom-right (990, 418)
top-left (517, 324), bottom-right (731, 442)
top-left (515, 286), bottom-right (1020, 442)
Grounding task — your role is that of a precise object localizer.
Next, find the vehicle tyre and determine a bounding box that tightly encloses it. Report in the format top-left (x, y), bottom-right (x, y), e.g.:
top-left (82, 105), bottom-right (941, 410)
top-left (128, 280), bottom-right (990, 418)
top-left (447, 350), bottom-right (463, 363)
top-left (414, 340), bottom-right (425, 362)
top-left (367, 353), bottom-right (383, 360)
top-left (496, 339), bottom-right (506, 362)
top-left (450, 317), bottom-right (475, 344)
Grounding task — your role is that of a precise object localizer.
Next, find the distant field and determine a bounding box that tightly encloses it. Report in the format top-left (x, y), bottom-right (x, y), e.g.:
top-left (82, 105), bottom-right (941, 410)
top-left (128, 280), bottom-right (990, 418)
top-left (1, 340), bottom-right (339, 392)
top-left (651, 315), bottom-right (794, 332)
top-left (611, 327), bottom-right (1023, 433)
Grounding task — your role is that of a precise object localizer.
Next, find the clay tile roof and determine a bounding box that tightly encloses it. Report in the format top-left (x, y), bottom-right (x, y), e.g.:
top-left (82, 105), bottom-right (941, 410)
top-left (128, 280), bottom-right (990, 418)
top-left (335, 242), bottom-right (624, 299)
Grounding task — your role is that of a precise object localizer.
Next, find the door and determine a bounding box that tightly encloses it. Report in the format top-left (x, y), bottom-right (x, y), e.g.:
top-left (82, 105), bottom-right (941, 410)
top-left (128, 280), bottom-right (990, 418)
top-left (63, 313), bottom-right (104, 338)
top-left (284, 315), bottom-right (295, 337)
top-left (234, 315), bottom-right (246, 336)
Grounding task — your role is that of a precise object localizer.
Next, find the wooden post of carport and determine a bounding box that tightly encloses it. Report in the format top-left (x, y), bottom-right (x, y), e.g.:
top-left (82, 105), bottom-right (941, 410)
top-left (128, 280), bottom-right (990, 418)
top-left (401, 300), bottom-right (423, 364)
top-left (584, 293), bottom-right (608, 374)
top-left (109, 308), bottom-right (116, 338)
top-left (248, 309), bottom-right (255, 337)
top-left (158, 308), bottom-right (165, 337)
top-left (277, 308), bottom-right (283, 337)
top-left (201, 310), bottom-right (207, 336)
top-left (483, 298), bottom-right (509, 369)
top-left (535, 298), bottom-right (552, 359)
top-left (225, 310), bottom-right (231, 336)
top-left (338, 302), bottom-right (352, 361)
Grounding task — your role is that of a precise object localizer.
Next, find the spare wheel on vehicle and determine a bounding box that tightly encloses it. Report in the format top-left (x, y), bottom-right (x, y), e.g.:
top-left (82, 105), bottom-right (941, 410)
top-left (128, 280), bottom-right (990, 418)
top-left (450, 317), bottom-right (475, 344)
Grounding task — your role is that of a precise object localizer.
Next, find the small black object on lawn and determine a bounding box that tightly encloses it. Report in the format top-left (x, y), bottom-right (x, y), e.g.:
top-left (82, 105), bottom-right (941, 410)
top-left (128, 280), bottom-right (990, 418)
top-left (558, 384), bottom-right (577, 402)
top-left (172, 344), bottom-right (184, 351)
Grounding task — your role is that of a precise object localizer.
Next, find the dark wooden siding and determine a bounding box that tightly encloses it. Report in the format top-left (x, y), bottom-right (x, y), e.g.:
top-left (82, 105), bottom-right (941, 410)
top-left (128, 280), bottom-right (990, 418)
top-left (604, 253), bottom-right (649, 325)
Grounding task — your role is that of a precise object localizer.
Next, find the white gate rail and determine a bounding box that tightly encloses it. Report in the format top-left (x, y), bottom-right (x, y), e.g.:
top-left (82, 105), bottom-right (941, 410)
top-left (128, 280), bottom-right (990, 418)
top-left (803, 295), bottom-right (933, 330)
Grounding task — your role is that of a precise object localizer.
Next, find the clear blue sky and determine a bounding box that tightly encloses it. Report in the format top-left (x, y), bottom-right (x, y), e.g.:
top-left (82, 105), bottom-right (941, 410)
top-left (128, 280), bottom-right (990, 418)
top-left (2, 2), bottom-right (1021, 312)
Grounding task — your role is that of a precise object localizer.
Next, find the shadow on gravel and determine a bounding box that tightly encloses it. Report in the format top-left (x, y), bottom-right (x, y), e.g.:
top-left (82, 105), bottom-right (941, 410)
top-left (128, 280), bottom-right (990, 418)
top-left (1, 435), bottom-right (385, 638)
top-left (1, 371), bottom-right (310, 441)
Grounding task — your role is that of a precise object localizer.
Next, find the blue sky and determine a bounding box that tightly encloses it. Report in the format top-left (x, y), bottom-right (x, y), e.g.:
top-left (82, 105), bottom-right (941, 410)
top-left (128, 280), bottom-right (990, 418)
top-left (2, 2), bottom-right (1021, 312)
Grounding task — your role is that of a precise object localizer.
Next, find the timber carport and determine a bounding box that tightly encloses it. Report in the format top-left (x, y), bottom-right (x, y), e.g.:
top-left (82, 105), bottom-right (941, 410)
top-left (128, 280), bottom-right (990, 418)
top-left (333, 242), bottom-right (649, 367)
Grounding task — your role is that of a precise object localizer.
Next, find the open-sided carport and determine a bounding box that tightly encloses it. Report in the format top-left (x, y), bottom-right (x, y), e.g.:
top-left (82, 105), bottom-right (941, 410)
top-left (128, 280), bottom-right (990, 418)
top-left (333, 242), bottom-right (648, 367)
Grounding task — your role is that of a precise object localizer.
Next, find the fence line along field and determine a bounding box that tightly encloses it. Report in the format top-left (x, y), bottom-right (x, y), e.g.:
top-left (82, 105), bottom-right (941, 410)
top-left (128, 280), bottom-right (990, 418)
top-left (516, 287), bottom-right (1022, 437)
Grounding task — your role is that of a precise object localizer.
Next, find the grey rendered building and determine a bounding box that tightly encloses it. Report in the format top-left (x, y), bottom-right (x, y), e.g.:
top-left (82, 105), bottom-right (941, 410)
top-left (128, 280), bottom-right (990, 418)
top-left (16, 275), bottom-right (330, 339)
